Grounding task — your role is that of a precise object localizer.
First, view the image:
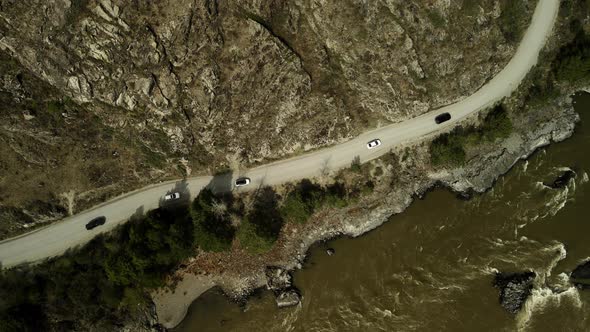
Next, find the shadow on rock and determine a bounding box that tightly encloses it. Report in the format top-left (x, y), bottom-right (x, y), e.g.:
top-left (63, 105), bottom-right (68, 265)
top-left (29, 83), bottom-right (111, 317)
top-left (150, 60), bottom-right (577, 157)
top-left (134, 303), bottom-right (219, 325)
top-left (571, 260), bottom-right (590, 289)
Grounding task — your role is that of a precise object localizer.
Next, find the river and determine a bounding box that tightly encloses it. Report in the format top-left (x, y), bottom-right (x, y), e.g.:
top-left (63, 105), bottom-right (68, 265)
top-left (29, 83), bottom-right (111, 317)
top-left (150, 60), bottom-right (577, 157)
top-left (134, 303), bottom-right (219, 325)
top-left (174, 92), bottom-right (590, 332)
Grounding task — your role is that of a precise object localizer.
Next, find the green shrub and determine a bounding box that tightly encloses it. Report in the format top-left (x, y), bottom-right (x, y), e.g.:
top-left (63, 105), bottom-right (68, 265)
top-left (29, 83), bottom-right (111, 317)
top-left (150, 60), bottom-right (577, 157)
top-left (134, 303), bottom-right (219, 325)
top-left (280, 180), bottom-right (348, 224)
top-left (430, 105), bottom-right (512, 167)
top-left (430, 133), bottom-right (466, 166)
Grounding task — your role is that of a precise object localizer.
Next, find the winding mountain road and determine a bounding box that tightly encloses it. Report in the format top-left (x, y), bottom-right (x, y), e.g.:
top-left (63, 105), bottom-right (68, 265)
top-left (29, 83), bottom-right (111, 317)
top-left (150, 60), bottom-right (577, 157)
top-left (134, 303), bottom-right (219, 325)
top-left (0, 0), bottom-right (560, 268)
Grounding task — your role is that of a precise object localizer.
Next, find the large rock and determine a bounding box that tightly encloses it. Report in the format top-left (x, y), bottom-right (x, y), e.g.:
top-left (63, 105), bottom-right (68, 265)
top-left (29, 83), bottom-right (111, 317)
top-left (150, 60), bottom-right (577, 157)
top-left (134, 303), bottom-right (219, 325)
top-left (571, 260), bottom-right (590, 289)
top-left (276, 289), bottom-right (301, 308)
top-left (265, 266), bottom-right (301, 308)
top-left (493, 271), bottom-right (536, 314)
top-left (544, 170), bottom-right (576, 189)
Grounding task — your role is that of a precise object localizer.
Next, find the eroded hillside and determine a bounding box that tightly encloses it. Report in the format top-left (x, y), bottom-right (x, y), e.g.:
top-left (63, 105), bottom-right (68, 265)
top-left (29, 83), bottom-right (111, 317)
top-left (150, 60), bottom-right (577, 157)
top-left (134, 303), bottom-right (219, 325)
top-left (0, 0), bottom-right (534, 237)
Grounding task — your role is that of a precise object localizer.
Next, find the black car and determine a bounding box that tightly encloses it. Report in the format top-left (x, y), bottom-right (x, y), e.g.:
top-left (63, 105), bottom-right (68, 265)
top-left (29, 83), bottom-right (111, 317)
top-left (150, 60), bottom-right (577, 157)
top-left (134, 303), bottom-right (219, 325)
top-left (235, 177), bottom-right (251, 187)
top-left (85, 216), bottom-right (106, 230)
top-left (435, 112), bottom-right (452, 124)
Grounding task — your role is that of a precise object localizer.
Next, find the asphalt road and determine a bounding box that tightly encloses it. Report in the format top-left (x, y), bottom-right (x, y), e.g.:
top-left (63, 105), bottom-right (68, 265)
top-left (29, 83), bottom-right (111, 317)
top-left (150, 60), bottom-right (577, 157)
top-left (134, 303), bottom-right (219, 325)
top-left (0, 0), bottom-right (560, 268)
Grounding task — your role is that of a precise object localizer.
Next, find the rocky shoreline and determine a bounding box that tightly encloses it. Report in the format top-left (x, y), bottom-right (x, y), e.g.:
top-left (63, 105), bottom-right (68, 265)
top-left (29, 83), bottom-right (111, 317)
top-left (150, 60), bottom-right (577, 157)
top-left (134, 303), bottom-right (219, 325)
top-left (150, 88), bottom-right (580, 330)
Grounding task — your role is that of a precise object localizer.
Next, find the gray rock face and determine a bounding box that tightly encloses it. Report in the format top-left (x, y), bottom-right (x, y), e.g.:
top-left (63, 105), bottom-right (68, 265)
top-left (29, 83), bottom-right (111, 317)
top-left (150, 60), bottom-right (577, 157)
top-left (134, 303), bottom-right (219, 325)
top-left (0, 0), bottom-right (530, 166)
top-left (265, 266), bottom-right (293, 292)
top-left (494, 271), bottom-right (536, 314)
top-left (265, 266), bottom-right (301, 308)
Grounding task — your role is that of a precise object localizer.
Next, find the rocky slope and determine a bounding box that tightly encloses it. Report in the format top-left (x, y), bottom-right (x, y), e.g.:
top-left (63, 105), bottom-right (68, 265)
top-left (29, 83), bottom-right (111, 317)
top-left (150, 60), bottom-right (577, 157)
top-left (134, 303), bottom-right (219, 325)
top-left (0, 0), bottom-right (534, 238)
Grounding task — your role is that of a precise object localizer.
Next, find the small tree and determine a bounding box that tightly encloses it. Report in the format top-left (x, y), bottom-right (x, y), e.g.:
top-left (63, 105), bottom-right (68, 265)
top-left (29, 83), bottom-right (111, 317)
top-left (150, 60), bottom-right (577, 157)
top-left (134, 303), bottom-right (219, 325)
top-left (190, 189), bottom-right (235, 252)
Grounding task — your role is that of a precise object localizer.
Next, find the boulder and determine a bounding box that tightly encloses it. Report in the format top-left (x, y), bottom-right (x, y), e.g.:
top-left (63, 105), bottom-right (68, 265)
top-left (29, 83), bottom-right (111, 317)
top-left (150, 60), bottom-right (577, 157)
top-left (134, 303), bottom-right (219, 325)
top-left (544, 170), bottom-right (576, 189)
top-left (493, 271), bottom-right (536, 314)
top-left (265, 266), bottom-right (302, 308)
top-left (276, 289), bottom-right (301, 308)
top-left (265, 266), bottom-right (292, 293)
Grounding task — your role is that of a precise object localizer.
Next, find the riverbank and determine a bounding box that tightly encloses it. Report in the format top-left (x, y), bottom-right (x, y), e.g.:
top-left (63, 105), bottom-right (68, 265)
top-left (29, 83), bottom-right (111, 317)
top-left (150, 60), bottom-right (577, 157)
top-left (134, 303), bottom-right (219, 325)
top-left (152, 85), bottom-right (580, 329)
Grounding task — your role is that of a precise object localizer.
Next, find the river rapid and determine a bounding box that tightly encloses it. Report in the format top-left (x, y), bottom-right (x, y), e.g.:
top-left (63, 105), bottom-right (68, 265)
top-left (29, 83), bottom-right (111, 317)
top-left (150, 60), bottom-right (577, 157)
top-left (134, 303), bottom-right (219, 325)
top-left (174, 93), bottom-right (590, 332)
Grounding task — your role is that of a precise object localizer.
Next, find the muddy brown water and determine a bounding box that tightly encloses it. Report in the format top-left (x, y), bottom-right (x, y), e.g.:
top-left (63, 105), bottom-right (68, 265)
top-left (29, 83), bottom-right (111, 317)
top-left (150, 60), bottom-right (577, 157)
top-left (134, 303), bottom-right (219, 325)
top-left (174, 93), bottom-right (590, 332)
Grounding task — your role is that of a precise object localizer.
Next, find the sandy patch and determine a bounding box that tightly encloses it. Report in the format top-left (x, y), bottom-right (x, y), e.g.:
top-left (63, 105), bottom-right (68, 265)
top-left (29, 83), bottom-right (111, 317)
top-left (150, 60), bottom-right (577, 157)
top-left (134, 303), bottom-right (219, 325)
top-left (152, 273), bottom-right (216, 329)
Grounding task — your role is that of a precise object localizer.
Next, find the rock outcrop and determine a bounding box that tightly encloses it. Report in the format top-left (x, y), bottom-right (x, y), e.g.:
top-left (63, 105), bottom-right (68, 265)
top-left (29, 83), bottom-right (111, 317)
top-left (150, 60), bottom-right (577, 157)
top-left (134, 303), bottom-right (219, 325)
top-left (265, 266), bottom-right (301, 308)
top-left (493, 271), bottom-right (536, 314)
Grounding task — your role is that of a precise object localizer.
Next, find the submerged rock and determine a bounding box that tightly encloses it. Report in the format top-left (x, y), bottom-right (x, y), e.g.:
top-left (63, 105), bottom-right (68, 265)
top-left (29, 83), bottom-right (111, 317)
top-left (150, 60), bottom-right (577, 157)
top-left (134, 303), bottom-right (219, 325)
top-left (544, 170), bottom-right (576, 189)
top-left (571, 260), bottom-right (590, 289)
top-left (326, 248), bottom-right (336, 256)
top-left (276, 289), bottom-right (301, 308)
top-left (493, 271), bottom-right (536, 314)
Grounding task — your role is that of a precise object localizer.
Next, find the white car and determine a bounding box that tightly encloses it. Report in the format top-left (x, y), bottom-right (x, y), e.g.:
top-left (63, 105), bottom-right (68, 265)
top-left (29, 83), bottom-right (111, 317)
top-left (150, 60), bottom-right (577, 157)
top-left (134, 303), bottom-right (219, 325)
top-left (366, 139), bottom-right (382, 149)
top-left (235, 177), bottom-right (251, 187)
top-left (164, 192), bottom-right (181, 201)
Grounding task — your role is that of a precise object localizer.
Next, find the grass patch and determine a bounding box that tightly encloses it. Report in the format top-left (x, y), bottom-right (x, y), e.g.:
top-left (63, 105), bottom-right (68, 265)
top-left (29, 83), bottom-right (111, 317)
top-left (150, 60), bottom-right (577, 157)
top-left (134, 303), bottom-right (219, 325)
top-left (237, 218), bottom-right (275, 254)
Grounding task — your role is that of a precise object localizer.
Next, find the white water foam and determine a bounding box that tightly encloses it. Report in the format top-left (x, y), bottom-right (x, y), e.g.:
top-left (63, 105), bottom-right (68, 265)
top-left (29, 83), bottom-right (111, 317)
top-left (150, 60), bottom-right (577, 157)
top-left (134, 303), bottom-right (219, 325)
top-left (516, 286), bottom-right (582, 332)
top-left (515, 242), bottom-right (582, 332)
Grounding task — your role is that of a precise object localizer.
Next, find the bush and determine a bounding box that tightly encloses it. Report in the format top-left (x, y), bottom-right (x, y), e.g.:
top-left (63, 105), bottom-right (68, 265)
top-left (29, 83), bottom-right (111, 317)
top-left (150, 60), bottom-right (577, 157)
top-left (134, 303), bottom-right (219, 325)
top-left (430, 133), bottom-right (466, 166)
top-left (430, 105), bottom-right (512, 166)
top-left (350, 156), bottom-right (362, 173)
top-left (553, 29), bottom-right (590, 82)
top-left (499, 0), bottom-right (528, 43)
top-left (190, 189), bottom-right (235, 252)
top-left (280, 180), bottom-right (348, 224)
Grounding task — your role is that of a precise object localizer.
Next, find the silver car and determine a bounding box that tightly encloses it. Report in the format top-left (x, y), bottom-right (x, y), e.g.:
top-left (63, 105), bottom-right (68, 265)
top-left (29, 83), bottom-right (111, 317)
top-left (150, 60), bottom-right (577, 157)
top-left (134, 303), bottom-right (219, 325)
top-left (164, 192), bottom-right (181, 201)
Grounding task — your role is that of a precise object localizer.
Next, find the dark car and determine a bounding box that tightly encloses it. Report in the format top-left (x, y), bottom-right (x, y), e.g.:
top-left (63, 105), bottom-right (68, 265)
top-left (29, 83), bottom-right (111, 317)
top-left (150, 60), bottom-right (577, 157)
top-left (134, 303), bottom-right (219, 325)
top-left (235, 177), bottom-right (251, 187)
top-left (85, 216), bottom-right (106, 230)
top-left (435, 112), bottom-right (452, 124)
